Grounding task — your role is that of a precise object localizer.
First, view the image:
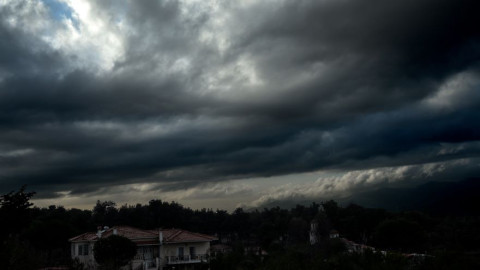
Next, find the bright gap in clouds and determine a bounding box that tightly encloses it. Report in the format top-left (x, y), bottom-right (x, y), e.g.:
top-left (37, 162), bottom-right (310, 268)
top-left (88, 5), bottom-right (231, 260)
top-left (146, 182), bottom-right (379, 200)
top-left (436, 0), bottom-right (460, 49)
top-left (42, 0), bottom-right (74, 22)
top-left (35, 0), bottom-right (125, 73)
top-left (32, 157), bottom-right (479, 211)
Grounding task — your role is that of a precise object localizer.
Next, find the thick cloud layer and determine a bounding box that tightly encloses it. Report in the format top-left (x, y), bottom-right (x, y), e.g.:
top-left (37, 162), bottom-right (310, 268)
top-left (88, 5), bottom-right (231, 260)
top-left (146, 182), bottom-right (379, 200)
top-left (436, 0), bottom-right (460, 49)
top-left (0, 0), bottom-right (479, 207)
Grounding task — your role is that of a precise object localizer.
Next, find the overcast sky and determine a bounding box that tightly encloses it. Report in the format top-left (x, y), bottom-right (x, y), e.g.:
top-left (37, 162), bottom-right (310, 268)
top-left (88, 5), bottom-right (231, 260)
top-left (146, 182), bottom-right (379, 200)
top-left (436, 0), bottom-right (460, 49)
top-left (1, 0), bottom-right (479, 211)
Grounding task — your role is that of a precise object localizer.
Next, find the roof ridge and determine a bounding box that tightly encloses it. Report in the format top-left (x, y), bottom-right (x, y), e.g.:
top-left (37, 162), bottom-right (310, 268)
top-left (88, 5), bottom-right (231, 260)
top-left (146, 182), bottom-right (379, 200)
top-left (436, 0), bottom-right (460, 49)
top-left (69, 232), bottom-right (88, 241)
top-left (187, 231), bottom-right (216, 239)
top-left (114, 225), bottom-right (158, 235)
top-left (162, 228), bottom-right (217, 242)
top-left (69, 232), bottom-right (97, 242)
top-left (168, 229), bottom-right (183, 240)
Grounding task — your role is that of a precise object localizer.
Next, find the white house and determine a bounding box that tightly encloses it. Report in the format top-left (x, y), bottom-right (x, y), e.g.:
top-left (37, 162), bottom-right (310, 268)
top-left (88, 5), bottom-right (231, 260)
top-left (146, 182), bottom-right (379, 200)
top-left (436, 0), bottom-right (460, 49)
top-left (329, 229), bottom-right (339, 239)
top-left (309, 221), bottom-right (318, 245)
top-left (69, 225), bottom-right (217, 270)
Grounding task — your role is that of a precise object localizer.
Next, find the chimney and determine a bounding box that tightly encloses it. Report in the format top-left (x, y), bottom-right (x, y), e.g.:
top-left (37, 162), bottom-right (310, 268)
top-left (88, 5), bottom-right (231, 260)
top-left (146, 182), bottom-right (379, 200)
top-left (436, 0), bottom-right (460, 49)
top-left (97, 226), bottom-right (103, 238)
top-left (113, 228), bottom-right (118, 235)
top-left (159, 230), bottom-right (163, 245)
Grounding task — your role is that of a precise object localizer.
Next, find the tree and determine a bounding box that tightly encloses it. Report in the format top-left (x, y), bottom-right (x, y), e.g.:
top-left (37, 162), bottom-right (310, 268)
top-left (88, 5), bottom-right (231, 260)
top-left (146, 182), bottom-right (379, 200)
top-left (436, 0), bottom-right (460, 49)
top-left (93, 200), bottom-right (118, 226)
top-left (373, 218), bottom-right (426, 252)
top-left (0, 185), bottom-right (36, 238)
top-left (93, 235), bottom-right (137, 270)
top-left (0, 186), bottom-right (38, 270)
top-left (0, 185), bottom-right (35, 210)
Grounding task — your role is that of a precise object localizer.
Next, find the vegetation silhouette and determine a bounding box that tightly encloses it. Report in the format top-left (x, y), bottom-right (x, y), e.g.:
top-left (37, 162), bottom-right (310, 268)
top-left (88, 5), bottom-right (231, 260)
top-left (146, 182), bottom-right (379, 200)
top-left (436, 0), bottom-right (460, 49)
top-left (0, 186), bottom-right (479, 269)
top-left (94, 235), bottom-right (136, 270)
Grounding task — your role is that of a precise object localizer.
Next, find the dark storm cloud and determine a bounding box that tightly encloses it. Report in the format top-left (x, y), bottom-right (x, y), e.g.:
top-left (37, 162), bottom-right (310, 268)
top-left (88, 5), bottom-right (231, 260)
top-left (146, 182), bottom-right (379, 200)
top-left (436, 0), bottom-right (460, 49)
top-left (0, 0), bottom-right (479, 199)
top-left (225, 0), bottom-right (480, 119)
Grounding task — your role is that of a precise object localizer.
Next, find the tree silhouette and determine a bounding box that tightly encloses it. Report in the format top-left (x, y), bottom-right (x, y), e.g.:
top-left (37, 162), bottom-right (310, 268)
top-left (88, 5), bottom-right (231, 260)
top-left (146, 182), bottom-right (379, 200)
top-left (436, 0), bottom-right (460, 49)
top-left (0, 185), bottom-right (36, 238)
top-left (93, 235), bottom-right (137, 270)
top-left (0, 185), bottom-right (38, 270)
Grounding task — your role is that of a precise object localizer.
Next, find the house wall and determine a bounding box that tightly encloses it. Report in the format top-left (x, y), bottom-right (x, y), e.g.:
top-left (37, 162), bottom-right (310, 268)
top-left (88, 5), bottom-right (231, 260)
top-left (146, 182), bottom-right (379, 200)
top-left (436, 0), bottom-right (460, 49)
top-left (71, 242), bottom-right (97, 269)
top-left (71, 239), bottom-right (212, 269)
top-left (132, 242), bottom-right (211, 269)
top-left (160, 242), bottom-right (210, 265)
top-left (131, 245), bottom-right (160, 269)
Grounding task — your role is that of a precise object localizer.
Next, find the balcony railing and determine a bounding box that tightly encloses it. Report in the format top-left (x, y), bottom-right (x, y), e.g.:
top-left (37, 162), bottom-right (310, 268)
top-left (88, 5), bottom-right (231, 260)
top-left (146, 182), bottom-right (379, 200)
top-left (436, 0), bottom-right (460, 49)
top-left (166, 254), bottom-right (208, 264)
top-left (133, 253), bottom-right (155, 261)
top-left (132, 258), bottom-right (157, 270)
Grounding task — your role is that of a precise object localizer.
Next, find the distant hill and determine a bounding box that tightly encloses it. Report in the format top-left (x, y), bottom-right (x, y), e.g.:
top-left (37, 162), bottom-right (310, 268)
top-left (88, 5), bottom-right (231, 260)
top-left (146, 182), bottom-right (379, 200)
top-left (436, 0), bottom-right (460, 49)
top-left (254, 178), bottom-right (480, 216)
top-left (347, 178), bottom-right (480, 216)
top-left (251, 199), bottom-right (316, 211)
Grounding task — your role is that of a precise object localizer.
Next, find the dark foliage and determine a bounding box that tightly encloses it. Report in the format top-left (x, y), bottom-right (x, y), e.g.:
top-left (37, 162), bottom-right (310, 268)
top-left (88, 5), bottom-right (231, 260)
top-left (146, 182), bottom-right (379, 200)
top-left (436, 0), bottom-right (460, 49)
top-left (0, 186), bottom-right (40, 270)
top-left (373, 218), bottom-right (427, 252)
top-left (0, 185), bottom-right (36, 239)
top-left (93, 235), bottom-right (136, 270)
top-left (1, 186), bottom-right (479, 269)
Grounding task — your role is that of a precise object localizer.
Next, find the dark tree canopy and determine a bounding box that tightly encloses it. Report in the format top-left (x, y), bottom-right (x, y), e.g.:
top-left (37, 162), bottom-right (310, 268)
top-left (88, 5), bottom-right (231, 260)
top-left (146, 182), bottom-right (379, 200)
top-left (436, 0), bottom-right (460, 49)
top-left (0, 185), bottom-right (36, 238)
top-left (0, 187), bottom-right (479, 269)
top-left (93, 235), bottom-right (137, 270)
top-left (0, 186), bottom-right (38, 270)
top-left (373, 218), bottom-right (427, 252)
top-left (93, 200), bottom-right (118, 226)
top-left (0, 185), bottom-right (36, 211)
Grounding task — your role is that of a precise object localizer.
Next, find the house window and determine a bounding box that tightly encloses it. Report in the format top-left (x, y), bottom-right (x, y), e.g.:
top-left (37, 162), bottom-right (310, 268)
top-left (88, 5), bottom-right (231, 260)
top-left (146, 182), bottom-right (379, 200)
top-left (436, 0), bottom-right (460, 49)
top-left (178, 247), bottom-right (184, 259)
top-left (77, 244), bottom-right (89, 256)
top-left (189, 246), bottom-right (196, 258)
top-left (143, 247), bottom-right (153, 259)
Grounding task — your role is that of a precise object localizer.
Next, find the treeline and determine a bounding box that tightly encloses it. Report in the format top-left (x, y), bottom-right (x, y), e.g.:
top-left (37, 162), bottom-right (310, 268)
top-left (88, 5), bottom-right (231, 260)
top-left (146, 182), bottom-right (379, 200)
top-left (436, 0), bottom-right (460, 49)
top-left (1, 186), bottom-right (480, 269)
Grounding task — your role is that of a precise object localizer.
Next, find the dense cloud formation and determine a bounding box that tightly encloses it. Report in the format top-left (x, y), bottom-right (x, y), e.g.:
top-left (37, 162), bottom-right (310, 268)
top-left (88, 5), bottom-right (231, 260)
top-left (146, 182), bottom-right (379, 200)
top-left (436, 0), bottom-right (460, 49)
top-left (0, 0), bottom-right (479, 208)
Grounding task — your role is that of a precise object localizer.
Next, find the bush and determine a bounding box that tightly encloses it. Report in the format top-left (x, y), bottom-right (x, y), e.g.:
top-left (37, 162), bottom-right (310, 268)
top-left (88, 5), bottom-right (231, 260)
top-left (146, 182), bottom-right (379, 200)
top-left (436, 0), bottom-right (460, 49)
top-left (93, 235), bottom-right (136, 270)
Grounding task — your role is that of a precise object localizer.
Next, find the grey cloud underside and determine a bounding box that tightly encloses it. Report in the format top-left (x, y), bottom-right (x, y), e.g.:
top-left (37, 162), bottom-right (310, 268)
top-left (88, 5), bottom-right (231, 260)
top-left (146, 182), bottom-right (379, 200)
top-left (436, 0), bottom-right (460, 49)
top-left (1, 0), bottom-right (480, 198)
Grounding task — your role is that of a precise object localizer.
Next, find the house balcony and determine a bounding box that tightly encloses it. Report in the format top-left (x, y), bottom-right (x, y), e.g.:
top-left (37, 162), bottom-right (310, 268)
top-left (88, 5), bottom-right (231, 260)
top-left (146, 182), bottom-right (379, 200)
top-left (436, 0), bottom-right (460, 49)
top-left (166, 254), bottom-right (208, 264)
top-left (132, 258), bottom-right (158, 270)
top-left (133, 253), bottom-right (155, 261)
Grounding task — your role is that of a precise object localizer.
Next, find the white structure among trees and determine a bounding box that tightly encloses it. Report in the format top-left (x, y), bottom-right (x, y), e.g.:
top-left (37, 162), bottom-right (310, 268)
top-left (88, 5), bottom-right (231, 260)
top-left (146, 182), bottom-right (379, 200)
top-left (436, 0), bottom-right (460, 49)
top-left (69, 226), bottom-right (217, 270)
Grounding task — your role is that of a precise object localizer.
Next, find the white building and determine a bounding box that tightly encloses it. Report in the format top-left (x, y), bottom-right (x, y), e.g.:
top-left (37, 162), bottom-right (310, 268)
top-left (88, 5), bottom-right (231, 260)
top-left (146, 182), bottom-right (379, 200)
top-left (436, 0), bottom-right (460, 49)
top-left (309, 221), bottom-right (318, 245)
top-left (329, 229), bottom-right (339, 239)
top-left (69, 225), bottom-right (217, 270)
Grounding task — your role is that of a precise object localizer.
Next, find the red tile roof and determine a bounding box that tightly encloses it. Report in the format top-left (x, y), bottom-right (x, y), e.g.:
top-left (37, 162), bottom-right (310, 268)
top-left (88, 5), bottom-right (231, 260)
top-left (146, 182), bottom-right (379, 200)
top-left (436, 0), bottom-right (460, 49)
top-left (69, 226), bottom-right (217, 244)
top-left (161, 229), bottom-right (217, 243)
top-left (103, 226), bottom-right (158, 239)
top-left (69, 232), bottom-right (98, 242)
